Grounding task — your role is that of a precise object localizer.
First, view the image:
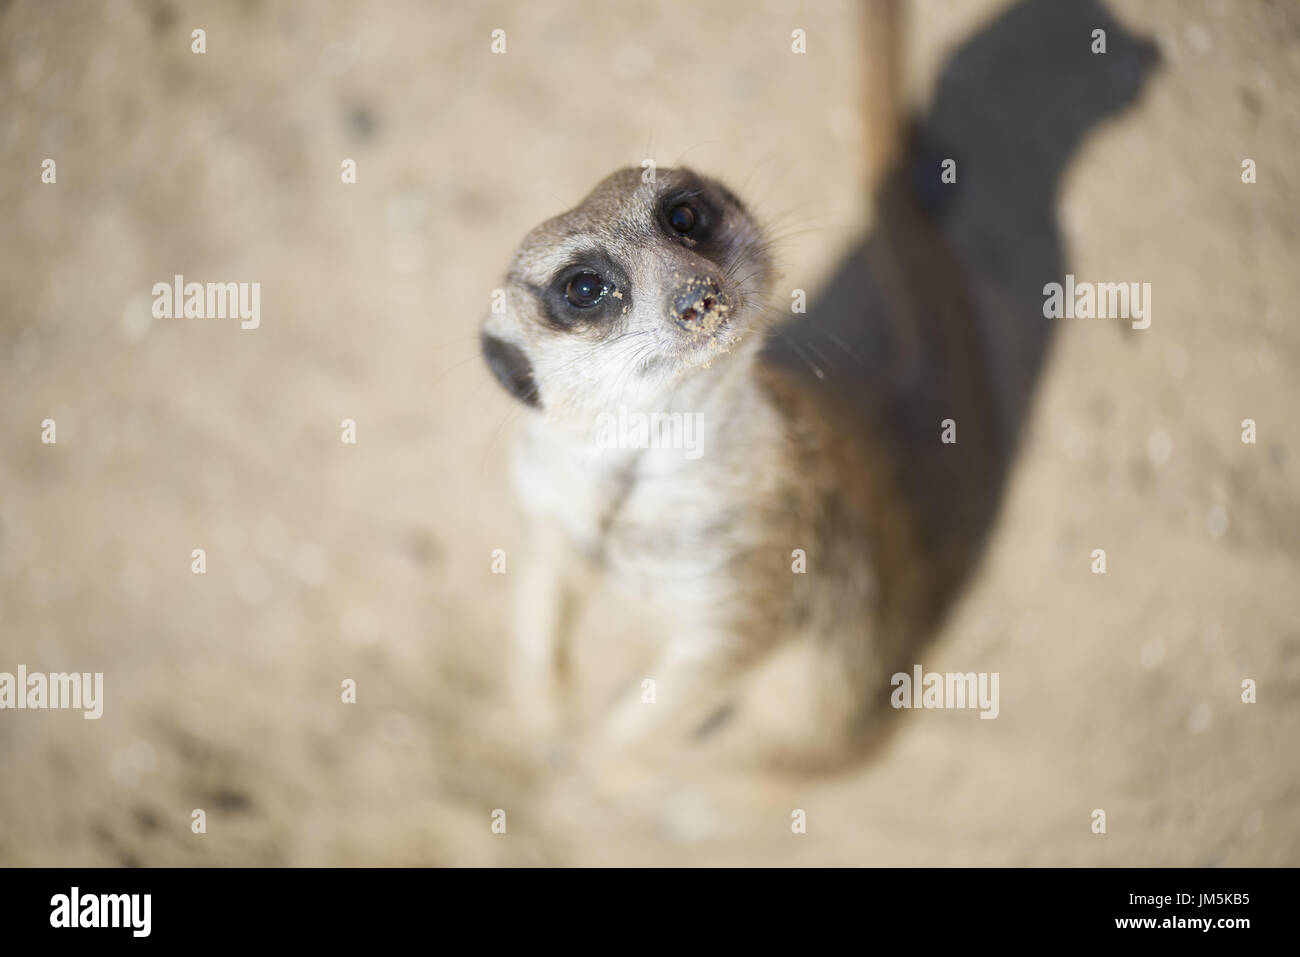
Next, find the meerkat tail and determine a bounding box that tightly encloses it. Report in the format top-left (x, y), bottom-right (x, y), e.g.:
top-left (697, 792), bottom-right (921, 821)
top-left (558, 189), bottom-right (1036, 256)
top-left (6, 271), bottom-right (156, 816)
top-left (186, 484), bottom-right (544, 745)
top-left (862, 0), bottom-right (904, 199)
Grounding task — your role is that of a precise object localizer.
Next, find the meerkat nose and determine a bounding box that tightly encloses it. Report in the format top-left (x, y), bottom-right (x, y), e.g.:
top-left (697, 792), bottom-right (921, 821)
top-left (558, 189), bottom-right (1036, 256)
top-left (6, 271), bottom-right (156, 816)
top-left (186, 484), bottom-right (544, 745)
top-left (670, 277), bottom-right (730, 335)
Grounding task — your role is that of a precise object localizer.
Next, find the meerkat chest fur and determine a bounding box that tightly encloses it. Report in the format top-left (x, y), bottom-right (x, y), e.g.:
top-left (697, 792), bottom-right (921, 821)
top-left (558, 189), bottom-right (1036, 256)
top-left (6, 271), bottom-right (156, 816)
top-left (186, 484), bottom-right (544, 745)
top-left (512, 351), bottom-right (794, 594)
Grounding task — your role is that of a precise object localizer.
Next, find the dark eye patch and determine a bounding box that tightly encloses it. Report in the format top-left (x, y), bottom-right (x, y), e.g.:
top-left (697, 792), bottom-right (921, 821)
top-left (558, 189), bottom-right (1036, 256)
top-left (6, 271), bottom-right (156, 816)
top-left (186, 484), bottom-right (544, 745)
top-left (657, 183), bottom-right (732, 258)
top-left (531, 251), bottom-right (631, 331)
top-left (660, 187), bottom-right (712, 233)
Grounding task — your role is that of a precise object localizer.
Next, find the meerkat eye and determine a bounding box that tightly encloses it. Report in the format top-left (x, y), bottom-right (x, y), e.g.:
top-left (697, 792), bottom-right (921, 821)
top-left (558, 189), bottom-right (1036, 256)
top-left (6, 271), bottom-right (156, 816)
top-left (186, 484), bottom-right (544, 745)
top-left (564, 271), bottom-right (607, 308)
top-left (668, 203), bottom-right (697, 234)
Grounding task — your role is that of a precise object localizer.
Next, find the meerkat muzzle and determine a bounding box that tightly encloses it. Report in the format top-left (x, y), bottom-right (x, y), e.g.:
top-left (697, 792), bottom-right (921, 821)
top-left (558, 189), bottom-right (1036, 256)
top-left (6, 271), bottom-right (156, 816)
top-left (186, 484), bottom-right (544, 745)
top-left (670, 277), bottom-right (731, 336)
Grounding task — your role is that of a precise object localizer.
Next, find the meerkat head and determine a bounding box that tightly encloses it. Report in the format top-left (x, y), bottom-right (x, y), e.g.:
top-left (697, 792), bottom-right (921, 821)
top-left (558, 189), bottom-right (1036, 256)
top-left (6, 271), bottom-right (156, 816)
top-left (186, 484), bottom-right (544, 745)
top-left (481, 167), bottom-right (773, 419)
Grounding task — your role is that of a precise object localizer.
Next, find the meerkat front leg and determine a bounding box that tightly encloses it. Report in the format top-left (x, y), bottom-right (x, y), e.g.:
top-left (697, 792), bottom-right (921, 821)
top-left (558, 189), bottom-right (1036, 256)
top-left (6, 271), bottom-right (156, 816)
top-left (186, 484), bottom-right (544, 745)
top-left (508, 518), bottom-right (581, 741)
top-left (583, 627), bottom-right (772, 791)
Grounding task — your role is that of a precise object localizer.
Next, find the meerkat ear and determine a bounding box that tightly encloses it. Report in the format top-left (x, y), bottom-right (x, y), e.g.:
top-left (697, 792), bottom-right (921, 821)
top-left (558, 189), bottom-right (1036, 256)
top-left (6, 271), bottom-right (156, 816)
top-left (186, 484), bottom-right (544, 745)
top-left (481, 331), bottom-right (541, 408)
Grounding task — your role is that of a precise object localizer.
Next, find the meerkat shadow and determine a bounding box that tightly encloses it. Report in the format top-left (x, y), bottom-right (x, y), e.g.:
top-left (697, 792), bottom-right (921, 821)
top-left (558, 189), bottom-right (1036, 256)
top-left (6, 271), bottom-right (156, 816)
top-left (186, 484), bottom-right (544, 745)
top-left (761, 0), bottom-right (1158, 772)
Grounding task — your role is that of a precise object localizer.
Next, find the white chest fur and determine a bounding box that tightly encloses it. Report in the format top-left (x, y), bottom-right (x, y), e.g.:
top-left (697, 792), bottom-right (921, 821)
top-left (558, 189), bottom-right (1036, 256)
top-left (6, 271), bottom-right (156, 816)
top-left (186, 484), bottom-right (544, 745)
top-left (510, 369), bottom-right (787, 600)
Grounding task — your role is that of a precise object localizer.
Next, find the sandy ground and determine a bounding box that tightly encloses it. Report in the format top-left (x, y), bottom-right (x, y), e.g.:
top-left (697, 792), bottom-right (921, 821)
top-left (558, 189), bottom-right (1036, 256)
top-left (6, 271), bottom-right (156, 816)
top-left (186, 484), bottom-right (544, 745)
top-left (1, 0), bottom-right (1297, 866)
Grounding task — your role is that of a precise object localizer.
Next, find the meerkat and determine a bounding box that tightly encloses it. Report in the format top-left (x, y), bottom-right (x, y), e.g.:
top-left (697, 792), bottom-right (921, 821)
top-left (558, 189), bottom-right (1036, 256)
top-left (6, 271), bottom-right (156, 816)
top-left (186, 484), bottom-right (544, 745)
top-left (479, 151), bottom-right (1001, 781)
